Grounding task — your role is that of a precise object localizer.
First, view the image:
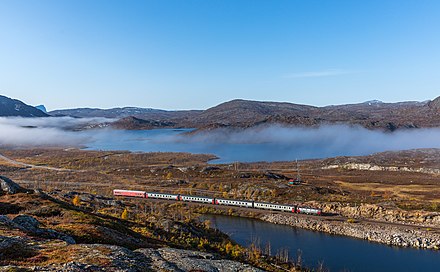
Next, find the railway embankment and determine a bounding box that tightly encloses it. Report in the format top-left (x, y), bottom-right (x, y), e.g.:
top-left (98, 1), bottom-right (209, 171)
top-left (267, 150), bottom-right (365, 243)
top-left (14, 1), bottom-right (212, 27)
top-left (262, 213), bottom-right (440, 250)
top-left (293, 201), bottom-right (440, 228)
top-left (318, 202), bottom-right (440, 227)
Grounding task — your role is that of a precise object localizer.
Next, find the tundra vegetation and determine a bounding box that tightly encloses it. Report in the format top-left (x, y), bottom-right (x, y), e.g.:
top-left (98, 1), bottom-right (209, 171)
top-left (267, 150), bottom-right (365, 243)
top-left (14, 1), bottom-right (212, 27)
top-left (1, 147), bottom-right (440, 270)
top-left (1, 148), bottom-right (439, 212)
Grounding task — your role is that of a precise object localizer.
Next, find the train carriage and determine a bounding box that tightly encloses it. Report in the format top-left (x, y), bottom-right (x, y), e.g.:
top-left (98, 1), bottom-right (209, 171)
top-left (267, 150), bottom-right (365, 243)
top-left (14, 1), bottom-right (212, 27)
top-left (297, 207), bottom-right (322, 215)
top-left (215, 198), bottom-right (253, 208)
top-left (113, 189), bottom-right (146, 198)
top-left (254, 201), bottom-right (296, 213)
top-left (113, 189), bottom-right (323, 217)
top-left (179, 195), bottom-right (215, 204)
top-left (146, 192), bottom-right (179, 201)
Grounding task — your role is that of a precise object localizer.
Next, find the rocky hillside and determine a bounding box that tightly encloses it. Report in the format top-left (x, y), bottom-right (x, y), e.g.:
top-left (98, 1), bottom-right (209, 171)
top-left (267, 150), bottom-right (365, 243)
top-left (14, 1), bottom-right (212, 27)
top-left (0, 176), bottom-right (288, 272)
top-left (0, 95), bottom-right (48, 117)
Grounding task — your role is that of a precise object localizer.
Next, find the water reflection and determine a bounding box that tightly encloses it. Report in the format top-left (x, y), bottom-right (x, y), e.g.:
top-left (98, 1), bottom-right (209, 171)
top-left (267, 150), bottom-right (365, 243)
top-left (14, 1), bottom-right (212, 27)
top-left (202, 214), bottom-right (440, 272)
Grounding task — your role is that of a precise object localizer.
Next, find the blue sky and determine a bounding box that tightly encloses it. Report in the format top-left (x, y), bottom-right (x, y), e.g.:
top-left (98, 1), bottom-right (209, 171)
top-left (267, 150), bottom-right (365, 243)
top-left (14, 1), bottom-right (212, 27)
top-left (0, 0), bottom-right (439, 110)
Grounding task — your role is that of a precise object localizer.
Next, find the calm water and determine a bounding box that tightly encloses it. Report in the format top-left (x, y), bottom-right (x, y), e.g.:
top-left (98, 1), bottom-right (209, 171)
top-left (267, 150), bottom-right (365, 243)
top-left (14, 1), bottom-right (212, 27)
top-left (201, 215), bottom-right (440, 272)
top-left (83, 127), bottom-right (440, 163)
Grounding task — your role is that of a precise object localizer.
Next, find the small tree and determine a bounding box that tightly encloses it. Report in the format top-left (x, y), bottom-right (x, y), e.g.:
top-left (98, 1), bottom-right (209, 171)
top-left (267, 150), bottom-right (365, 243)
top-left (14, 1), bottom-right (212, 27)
top-left (225, 242), bottom-right (233, 254)
top-left (72, 195), bottom-right (80, 206)
top-left (121, 208), bottom-right (128, 220)
top-left (203, 219), bottom-right (211, 229)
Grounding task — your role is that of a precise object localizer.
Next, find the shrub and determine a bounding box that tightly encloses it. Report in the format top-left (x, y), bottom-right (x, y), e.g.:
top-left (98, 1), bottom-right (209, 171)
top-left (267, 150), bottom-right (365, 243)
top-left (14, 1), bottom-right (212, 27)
top-left (72, 195), bottom-right (81, 206)
top-left (121, 208), bottom-right (128, 220)
top-left (346, 218), bottom-right (357, 223)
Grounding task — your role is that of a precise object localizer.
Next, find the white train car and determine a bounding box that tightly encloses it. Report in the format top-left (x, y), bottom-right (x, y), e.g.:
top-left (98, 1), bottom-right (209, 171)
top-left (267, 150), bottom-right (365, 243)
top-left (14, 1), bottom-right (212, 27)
top-left (146, 192), bottom-right (179, 201)
top-left (215, 198), bottom-right (253, 208)
top-left (180, 195), bottom-right (215, 204)
top-left (254, 202), bottom-right (296, 213)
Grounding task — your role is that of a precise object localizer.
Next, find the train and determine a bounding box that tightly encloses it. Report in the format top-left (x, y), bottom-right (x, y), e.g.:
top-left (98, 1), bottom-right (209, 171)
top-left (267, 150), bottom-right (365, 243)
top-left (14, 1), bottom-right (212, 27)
top-left (113, 189), bottom-right (322, 216)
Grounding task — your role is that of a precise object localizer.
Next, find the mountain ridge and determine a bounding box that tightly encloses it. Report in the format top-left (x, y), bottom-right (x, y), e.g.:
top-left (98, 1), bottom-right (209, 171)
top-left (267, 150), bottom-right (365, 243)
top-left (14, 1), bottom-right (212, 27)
top-left (4, 94), bottom-right (440, 131)
top-left (50, 96), bottom-right (440, 131)
top-left (0, 95), bottom-right (48, 117)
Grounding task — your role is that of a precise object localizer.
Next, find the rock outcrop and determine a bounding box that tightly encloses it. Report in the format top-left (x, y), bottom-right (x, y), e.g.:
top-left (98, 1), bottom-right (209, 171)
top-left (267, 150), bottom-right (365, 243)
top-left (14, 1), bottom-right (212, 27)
top-left (1, 244), bottom-right (263, 272)
top-left (0, 214), bottom-right (75, 244)
top-left (308, 202), bottom-right (440, 227)
top-left (136, 247), bottom-right (263, 272)
top-left (322, 162), bottom-right (440, 174)
top-left (0, 176), bottom-right (30, 194)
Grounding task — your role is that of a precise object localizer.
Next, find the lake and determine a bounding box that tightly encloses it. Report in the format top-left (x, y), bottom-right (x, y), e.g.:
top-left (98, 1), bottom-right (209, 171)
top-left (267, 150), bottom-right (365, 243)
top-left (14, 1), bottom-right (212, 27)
top-left (83, 126), bottom-right (440, 163)
top-left (202, 214), bottom-right (440, 272)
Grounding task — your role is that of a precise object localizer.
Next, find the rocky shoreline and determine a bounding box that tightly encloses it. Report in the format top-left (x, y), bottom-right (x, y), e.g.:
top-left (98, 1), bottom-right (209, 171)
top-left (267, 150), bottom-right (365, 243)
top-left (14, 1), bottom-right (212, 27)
top-left (261, 213), bottom-right (440, 250)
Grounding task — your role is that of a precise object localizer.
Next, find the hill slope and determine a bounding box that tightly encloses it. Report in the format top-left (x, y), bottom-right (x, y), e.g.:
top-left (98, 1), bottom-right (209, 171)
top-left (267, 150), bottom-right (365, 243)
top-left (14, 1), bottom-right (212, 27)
top-left (180, 97), bottom-right (440, 130)
top-left (0, 176), bottom-right (264, 271)
top-left (0, 95), bottom-right (48, 117)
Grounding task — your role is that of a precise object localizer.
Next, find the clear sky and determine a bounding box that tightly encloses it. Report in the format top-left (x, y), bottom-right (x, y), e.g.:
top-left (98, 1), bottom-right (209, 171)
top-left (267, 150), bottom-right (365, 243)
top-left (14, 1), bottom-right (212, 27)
top-left (0, 0), bottom-right (439, 110)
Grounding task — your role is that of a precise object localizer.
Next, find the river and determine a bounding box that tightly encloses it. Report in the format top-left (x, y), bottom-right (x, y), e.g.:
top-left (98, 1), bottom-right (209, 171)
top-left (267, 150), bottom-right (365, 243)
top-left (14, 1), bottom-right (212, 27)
top-left (201, 214), bottom-right (440, 272)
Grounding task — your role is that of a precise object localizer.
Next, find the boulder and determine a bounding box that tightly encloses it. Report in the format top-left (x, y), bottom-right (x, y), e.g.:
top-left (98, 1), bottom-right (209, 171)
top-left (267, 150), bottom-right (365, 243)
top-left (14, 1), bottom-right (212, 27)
top-left (12, 215), bottom-right (75, 244)
top-left (0, 215), bottom-right (20, 229)
top-left (0, 235), bottom-right (34, 260)
top-left (12, 214), bottom-right (41, 233)
top-left (264, 171), bottom-right (289, 180)
top-left (200, 166), bottom-right (221, 173)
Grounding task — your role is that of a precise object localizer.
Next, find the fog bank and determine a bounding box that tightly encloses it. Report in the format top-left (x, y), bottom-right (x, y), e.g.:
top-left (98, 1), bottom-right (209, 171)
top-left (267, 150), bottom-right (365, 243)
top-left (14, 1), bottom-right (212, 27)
top-left (169, 125), bottom-right (440, 162)
top-left (1, 118), bottom-right (440, 162)
top-left (0, 117), bottom-right (111, 147)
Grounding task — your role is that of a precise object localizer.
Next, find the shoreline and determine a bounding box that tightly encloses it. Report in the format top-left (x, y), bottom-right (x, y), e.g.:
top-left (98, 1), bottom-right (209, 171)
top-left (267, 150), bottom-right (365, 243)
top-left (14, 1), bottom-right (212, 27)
top-left (260, 213), bottom-right (440, 250)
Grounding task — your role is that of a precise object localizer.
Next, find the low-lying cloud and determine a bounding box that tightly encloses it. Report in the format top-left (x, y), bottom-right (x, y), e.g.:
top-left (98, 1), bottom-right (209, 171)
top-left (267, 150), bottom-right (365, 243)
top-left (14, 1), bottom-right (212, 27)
top-left (0, 117), bottom-right (111, 147)
top-left (1, 118), bottom-right (440, 163)
top-left (170, 125), bottom-right (440, 162)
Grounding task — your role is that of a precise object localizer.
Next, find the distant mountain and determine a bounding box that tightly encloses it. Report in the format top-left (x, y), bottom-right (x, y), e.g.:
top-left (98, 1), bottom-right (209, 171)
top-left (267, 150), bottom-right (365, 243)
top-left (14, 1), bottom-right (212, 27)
top-left (193, 99), bottom-right (316, 125)
top-left (49, 107), bottom-right (201, 120)
top-left (428, 96), bottom-right (440, 111)
top-left (35, 105), bottom-right (47, 113)
top-left (49, 96), bottom-right (440, 131)
top-left (178, 98), bottom-right (440, 131)
top-left (0, 95), bottom-right (48, 117)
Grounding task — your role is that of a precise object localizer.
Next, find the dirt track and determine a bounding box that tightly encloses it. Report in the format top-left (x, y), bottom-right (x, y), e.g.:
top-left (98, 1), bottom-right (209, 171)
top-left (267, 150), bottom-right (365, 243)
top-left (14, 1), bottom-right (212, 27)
top-left (0, 152), bottom-right (80, 172)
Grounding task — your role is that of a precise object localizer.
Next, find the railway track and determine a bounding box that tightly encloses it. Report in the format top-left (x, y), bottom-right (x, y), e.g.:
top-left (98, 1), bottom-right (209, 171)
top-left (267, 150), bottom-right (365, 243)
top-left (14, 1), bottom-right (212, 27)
top-left (13, 178), bottom-right (440, 235)
top-left (118, 195), bottom-right (440, 235)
